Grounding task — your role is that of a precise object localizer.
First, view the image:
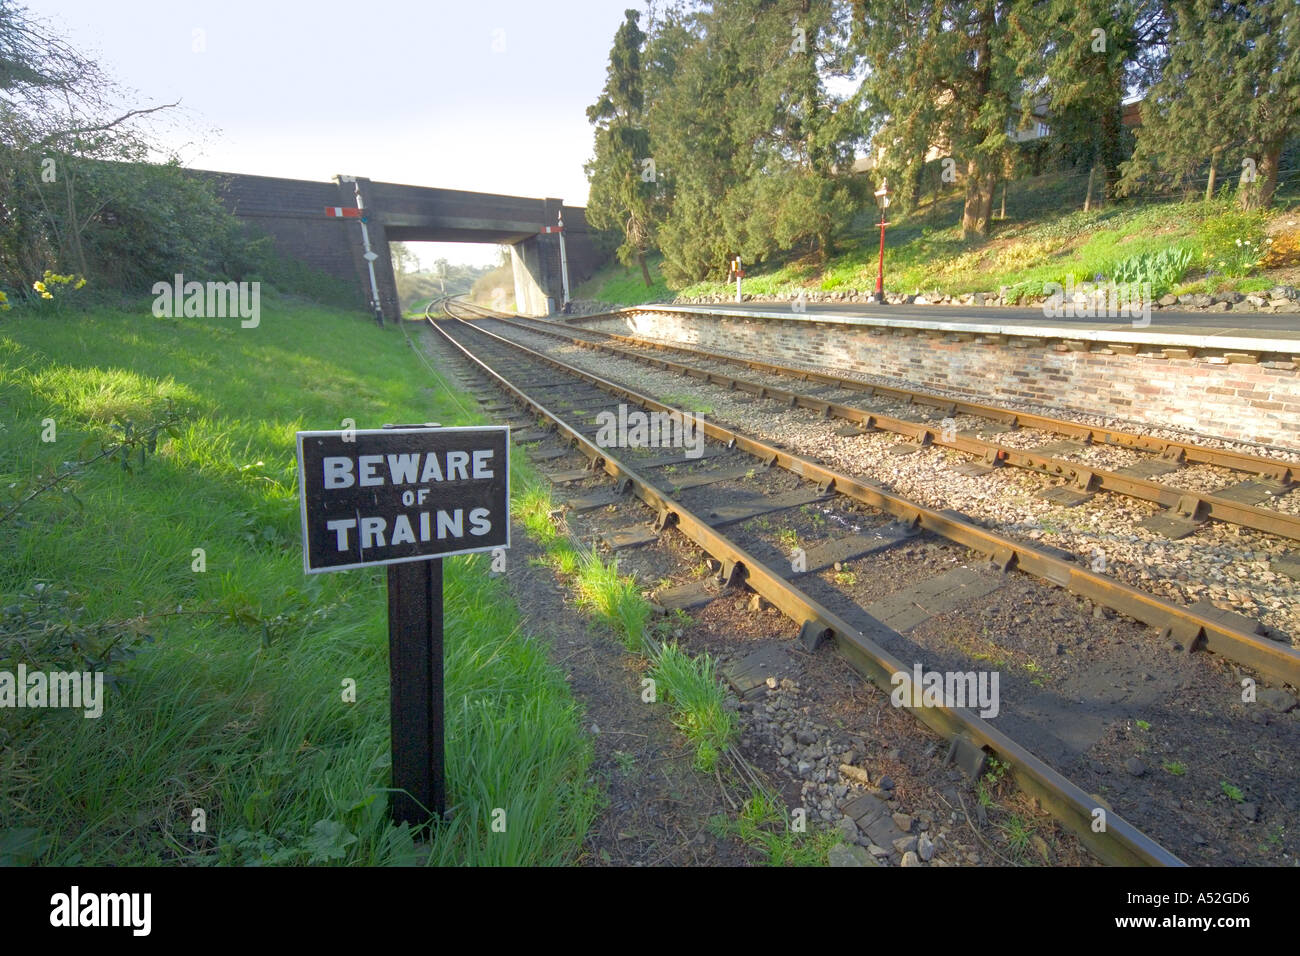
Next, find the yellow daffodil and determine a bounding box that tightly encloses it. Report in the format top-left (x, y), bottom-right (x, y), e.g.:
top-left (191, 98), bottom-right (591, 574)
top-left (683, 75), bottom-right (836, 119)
top-left (32, 281), bottom-right (46, 293)
top-left (40, 291), bottom-right (53, 300)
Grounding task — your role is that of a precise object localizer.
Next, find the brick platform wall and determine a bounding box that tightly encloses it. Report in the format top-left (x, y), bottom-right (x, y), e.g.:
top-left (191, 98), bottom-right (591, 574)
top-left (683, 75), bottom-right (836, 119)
top-left (583, 310), bottom-right (1300, 449)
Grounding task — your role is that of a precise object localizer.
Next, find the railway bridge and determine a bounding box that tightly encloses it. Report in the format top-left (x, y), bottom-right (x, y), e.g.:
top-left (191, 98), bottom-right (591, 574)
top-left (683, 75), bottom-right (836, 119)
top-left (191, 168), bottom-right (599, 321)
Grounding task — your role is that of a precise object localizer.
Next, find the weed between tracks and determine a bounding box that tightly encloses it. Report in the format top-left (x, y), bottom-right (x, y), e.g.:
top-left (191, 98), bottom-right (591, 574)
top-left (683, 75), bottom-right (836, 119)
top-left (708, 789), bottom-right (839, 866)
top-left (517, 478), bottom-right (842, 864)
top-left (516, 482), bottom-right (733, 767)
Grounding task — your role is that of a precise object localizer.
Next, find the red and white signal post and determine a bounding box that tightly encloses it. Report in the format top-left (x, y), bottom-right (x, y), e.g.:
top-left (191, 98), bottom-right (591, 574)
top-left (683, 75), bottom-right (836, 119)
top-left (330, 177), bottom-right (384, 326)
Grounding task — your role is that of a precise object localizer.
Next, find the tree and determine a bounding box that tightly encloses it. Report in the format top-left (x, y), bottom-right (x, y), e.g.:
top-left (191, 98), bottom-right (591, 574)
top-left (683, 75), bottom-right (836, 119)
top-left (853, 1), bottom-right (1021, 239)
top-left (585, 8), bottom-right (660, 286)
top-left (389, 241), bottom-right (418, 276)
top-left (1005, 1), bottom-right (1168, 206)
top-left (0, 0), bottom-right (179, 291)
top-left (645, 0), bottom-right (865, 284)
top-left (1121, 1), bottom-right (1300, 210)
top-left (1228, 0), bottom-right (1299, 209)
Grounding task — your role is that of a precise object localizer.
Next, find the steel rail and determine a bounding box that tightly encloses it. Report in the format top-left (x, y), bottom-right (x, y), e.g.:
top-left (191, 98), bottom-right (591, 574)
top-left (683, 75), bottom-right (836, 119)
top-left (438, 300), bottom-right (1300, 689)
top-left (428, 305), bottom-right (1185, 867)
top-left (472, 312), bottom-right (1300, 544)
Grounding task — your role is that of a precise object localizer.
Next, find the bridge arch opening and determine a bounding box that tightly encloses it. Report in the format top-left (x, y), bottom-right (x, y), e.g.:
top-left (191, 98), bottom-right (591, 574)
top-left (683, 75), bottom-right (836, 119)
top-left (389, 241), bottom-right (517, 316)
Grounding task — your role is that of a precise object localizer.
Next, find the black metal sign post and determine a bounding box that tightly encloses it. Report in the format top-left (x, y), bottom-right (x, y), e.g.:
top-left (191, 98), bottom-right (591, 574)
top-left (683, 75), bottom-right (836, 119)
top-left (386, 554), bottom-right (444, 824)
top-left (296, 423), bottom-right (509, 828)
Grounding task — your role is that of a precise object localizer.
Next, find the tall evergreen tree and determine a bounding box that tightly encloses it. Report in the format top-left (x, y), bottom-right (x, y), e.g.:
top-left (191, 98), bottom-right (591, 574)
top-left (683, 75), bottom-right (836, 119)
top-left (584, 9), bottom-right (659, 287)
top-left (647, 0), bottom-right (865, 284)
top-left (853, 1), bottom-right (1021, 239)
top-left (1005, 1), bottom-right (1168, 204)
top-left (1122, 1), bottom-right (1300, 210)
top-left (1230, 0), bottom-right (1300, 209)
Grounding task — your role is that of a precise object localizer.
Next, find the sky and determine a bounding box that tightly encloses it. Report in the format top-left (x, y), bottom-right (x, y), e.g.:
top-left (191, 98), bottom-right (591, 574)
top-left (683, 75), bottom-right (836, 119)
top-left (25, 0), bottom-right (639, 267)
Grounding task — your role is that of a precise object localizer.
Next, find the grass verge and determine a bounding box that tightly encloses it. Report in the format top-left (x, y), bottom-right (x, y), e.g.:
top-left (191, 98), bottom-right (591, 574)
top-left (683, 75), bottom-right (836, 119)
top-left (0, 300), bottom-right (597, 865)
top-left (574, 175), bottom-right (1299, 305)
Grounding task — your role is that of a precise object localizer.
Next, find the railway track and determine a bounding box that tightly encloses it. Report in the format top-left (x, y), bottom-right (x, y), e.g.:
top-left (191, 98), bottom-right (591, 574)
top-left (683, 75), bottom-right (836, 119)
top-left (481, 311), bottom-right (1300, 542)
top-left (423, 296), bottom-right (1298, 867)
top-left (463, 307), bottom-right (1300, 663)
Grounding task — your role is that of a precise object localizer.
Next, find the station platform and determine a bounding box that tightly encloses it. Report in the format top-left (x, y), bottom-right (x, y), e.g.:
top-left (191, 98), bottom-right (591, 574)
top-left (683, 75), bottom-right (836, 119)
top-left (565, 300), bottom-right (1300, 449)
top-left (582, 301), bottom-right (1300, 359)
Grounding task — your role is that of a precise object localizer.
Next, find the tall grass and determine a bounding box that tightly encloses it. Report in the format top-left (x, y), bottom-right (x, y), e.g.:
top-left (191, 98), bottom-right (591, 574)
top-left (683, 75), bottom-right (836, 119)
top-left (516, 482), bottom-right (736, 774)
top-left (648, 642), bottom-right (735, 773)
top-left (574, 554), bottom-right (652, 653)
top-left (0, 300), bottom-right (597, 865)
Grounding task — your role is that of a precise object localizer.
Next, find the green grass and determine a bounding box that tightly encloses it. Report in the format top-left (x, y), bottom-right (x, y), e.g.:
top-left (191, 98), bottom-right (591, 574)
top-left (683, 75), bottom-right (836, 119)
top-left (670, 175), bottom-right (1291, 302)
top-left (514, 483), bottom-right (735, 775)
top-left (647, 642), bottom-right (735, 773)
top-left (999, 814), bottom-right (1034, 859)
top-left (657, 393), bottom-right (713, 415)
top-left (709, 788), bottom-right (840, 866)
top-left (574, 553), bottom-right (652, 653)
top-left (0, 300), bottom-right (597, 865)
top-left (572, 253), bottom-right (673, 306)
top-left (515, 483), bottom-right (563, 548)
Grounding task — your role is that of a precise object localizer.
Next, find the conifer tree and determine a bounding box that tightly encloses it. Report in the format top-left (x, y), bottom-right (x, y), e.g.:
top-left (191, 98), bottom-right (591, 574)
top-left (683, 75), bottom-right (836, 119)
top-left (853, 0), bottom-right (1020, 239)
top-left (1122, 0), bottom-right (1299, 210)
top-left (584, 9), bottom-right (659, 286)
top-left (1005, 1), bottom-right (1168, 205)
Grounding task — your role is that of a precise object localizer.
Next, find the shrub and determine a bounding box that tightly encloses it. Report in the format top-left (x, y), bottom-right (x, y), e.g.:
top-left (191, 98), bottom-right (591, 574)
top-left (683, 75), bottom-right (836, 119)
top-left (1260, 228), bottom-right (1300, 269)
top-left (1110, 247), bottom-right (1193, 295)
top-left (1196, 206), bottom-right (1269, 278)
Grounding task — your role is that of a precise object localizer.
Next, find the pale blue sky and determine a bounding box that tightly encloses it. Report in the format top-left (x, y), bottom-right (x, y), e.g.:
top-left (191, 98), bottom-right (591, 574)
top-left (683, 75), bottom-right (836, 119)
top-left (27, 0), bottom-right (641, 266)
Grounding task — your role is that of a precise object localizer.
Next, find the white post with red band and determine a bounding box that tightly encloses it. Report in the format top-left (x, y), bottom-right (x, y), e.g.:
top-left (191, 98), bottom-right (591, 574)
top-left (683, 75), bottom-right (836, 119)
top-left (331, 177), bottom-right (383, 323)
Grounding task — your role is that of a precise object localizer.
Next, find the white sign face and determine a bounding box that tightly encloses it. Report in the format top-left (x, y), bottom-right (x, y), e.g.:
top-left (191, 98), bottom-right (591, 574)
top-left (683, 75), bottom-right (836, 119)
top-left (296, 426), bottom-right (510, 573)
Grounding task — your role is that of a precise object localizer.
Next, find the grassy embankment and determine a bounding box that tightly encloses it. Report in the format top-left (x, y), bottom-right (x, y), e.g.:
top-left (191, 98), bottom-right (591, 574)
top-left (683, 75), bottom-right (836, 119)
top-left (573, 256), bottom-right (674, 307)
top-left (0, 296), bottom-right (598, 865)
top-left (575, 172), bottom-right (1300, 306)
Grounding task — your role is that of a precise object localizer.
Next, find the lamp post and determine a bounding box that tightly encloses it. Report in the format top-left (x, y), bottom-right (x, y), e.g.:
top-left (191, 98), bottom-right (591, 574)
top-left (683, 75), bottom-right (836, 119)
top-left (874, 179), bottom-right (890, 303)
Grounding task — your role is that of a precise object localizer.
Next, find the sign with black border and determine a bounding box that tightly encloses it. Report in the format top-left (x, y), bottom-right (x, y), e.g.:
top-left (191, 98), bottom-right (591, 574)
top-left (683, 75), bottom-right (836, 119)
top-left (296, 426), bottom-right (510, 573)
